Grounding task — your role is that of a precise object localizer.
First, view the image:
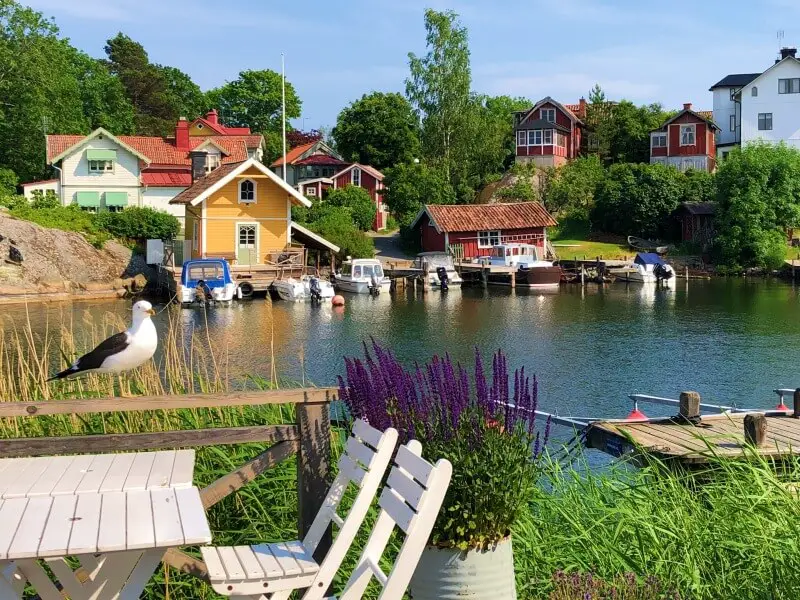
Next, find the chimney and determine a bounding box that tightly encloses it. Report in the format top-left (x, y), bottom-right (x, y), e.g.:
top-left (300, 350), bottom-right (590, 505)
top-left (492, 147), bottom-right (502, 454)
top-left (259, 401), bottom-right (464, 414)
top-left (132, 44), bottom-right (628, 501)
top-left (579, 97), bottom-right (587, 116)
top-left (781, 47), bottom-right (798, 60)
top-left (683, 102), bottom-right (692, 111)
top-left (189, 151), bottom-right (207, 183)
top-left (175, 117), bottom-right (190, 150)
top-left (206, 109), bottom-right (219, 125)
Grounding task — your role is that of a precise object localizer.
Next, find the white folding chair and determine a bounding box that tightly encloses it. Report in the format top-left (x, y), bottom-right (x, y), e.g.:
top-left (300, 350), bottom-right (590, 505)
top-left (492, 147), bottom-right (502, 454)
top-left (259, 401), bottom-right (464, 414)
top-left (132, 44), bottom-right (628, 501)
top-left (337, 439), bottom-right (452, 600)
top-left (201, 420), bottom-right (398, 600)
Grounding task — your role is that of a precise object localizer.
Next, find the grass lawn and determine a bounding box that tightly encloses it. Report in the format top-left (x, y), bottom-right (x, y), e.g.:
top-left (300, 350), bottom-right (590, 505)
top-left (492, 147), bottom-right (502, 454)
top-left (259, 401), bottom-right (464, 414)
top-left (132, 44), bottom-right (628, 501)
top-left (549, 238), bottom-right (630, 261)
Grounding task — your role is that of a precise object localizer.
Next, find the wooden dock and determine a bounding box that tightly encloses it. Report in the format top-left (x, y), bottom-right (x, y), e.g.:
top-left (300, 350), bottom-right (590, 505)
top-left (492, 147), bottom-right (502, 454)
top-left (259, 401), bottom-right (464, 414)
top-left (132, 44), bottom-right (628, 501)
top-left (585, 391), bottom-right (800, 465)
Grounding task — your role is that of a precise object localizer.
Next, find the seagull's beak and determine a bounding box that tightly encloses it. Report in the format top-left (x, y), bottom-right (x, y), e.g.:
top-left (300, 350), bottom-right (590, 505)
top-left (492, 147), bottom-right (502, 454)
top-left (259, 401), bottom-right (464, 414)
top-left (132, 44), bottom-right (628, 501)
top-left (146, 308), bottom-right (156, 316)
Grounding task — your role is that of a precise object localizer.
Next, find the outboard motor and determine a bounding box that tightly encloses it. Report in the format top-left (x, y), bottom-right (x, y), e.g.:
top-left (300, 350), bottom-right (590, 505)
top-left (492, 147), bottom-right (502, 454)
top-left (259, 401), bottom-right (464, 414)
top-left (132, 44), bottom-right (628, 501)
top-left (436, 266), bottom-right (449, 291)
top-left (308, 276), bottom-right (322, 303)
top-left (654, 263), bottom-right (673, 282)
top-left (369, 272), bottom-right (381, 296)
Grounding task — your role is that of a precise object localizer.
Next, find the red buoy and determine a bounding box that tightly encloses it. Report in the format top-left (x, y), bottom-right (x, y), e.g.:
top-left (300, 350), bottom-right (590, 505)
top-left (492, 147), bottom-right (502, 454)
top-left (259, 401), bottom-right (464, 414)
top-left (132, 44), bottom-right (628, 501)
top-left (776, 401), bottom-right (790, 411)
top-left (332, 295), bottom-right (345, 307)
top-left (626, 401), bottom-right (648, 421)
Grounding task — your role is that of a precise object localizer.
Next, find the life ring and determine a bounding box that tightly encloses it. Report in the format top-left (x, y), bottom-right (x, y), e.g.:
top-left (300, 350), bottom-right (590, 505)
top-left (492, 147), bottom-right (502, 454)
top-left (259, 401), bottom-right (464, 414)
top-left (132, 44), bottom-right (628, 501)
top-left (238, 282), bottom-right (254, 298)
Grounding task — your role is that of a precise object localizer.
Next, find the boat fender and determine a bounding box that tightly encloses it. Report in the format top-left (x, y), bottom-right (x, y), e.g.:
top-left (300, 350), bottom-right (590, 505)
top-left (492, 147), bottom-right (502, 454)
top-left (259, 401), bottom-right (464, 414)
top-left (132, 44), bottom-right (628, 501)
top-left (237, 286), bottom-right (242, 300)
top-left (332, 295), bottom-right (345, 307)
top-left (238, 282), bottom-right (254, 298)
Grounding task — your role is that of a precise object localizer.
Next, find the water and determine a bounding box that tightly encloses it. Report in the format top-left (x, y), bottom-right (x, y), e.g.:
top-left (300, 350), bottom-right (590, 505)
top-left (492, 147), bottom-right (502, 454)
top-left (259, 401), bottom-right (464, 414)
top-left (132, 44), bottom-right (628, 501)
top-left (3, 278), bottom-right (800, 423)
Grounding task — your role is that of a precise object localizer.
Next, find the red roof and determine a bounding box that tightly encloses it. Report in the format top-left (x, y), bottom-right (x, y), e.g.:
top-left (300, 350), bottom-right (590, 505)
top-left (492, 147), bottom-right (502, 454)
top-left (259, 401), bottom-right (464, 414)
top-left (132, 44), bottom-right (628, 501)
top-left (423, 202), bottom-right (557, 232)
top-left (141, 171), bottom-right (192, 187)
top-left (46, 133), bottom-right (262, 166)
top-left (21, 179), bottom-right (59, 187)
top-left (294, 154), bottom-right (349, 167)
top-left (270, 142), bottom-right (315, 168)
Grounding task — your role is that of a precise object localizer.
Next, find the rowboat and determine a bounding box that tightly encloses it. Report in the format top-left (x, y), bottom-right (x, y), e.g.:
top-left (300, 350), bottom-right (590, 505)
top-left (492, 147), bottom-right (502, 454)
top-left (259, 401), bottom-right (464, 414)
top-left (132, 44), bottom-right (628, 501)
top-left (627, 236), bottom-right (669, 255)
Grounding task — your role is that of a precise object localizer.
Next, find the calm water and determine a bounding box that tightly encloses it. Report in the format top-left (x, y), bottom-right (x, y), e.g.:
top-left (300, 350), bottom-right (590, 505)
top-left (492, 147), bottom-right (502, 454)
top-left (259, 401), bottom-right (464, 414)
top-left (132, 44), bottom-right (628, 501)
top-left (3, 279), bottom-right (800, 424)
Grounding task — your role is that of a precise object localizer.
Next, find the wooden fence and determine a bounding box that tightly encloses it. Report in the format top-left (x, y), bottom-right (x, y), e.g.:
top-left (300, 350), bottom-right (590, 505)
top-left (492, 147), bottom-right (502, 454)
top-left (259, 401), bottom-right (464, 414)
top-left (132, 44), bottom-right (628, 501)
top-left (0, 388), bottom-right (338, 581)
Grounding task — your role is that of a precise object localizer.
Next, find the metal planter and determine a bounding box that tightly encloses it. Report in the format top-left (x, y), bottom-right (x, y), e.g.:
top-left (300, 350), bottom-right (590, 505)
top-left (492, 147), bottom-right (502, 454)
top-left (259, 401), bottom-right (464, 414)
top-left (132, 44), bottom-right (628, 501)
top-left (409, 536), bottom-right (516, 600)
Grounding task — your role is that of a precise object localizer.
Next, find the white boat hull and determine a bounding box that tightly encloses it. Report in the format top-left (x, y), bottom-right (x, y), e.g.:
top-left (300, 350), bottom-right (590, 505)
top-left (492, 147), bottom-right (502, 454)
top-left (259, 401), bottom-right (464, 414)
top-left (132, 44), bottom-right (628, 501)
top-left (273, 277), bottom-right (336, 302)
top-left (613, 265), bottom-right (675, 286)
top-left (180, 283), bottom-right (237, 304)
top-left (334, 277), bottom-right (392, 294)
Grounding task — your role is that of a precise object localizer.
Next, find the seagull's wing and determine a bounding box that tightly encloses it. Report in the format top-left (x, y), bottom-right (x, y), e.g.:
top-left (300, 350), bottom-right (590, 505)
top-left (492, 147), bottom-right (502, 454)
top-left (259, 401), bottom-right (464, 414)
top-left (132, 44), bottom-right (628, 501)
top-left (49, 331), bottom-right (131, 380)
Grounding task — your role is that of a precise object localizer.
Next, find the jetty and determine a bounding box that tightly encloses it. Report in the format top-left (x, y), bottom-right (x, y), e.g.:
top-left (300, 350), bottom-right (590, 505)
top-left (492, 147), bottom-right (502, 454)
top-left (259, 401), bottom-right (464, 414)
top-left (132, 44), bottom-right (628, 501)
top-left (583, 390), bottom-right (800, 466)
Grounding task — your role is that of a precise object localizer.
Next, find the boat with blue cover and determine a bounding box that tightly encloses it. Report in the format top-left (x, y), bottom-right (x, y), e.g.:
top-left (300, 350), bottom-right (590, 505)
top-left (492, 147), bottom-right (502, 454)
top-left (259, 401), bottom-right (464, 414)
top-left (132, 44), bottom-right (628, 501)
top-left (179, 259), bottom-right (238, 305)
top-left (611, 252), bottom-right (675, 285)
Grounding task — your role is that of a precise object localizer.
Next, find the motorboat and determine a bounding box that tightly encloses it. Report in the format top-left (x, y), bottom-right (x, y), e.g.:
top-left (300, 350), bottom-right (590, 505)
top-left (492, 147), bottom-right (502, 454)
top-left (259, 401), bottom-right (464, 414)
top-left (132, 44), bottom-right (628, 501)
top-left (611, 252), bottom-right (676, 285)
top-left (333, 258), bottom-right (391, 295)
top-left (413, 252), bottom-right (463, 289)
top-left (179, 259), bottom-right (237, 305)
top-left (627, 236), bottom-right (670, 255)
top-left (480, 243), bottom-right (562, 289)
top-left (272, 275), bottom-right (335, 302)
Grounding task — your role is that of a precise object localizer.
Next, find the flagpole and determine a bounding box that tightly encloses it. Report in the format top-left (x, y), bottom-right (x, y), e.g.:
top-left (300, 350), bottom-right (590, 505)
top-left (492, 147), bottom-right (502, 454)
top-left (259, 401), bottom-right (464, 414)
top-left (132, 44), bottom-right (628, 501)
top-left (281, 53), bottom-right (287, 182)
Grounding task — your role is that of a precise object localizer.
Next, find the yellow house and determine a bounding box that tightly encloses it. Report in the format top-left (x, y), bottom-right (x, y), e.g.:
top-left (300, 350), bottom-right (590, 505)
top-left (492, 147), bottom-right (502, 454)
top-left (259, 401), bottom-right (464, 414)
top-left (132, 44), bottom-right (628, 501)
top-left (170, 157), bottom-right (336, 264)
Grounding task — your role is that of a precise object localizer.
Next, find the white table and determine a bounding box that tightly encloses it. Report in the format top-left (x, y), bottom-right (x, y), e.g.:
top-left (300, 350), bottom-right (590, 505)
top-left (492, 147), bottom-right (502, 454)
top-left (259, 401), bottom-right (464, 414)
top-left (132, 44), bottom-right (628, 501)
top-left (0, 450), bottom-right (212, 600)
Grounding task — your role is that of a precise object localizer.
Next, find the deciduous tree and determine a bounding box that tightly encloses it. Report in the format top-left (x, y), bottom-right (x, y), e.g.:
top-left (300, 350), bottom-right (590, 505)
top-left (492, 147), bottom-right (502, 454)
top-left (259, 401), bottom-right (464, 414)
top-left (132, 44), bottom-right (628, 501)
top-left (332, 92), bottom-right (420, 170)
top-left (72, 52), bottom-right (135, 133)
top-left (206, 70), bottom-right (301, 136)
top-left (383, 162), bottom-right (456, 228)
top-left (325, 185), bottom-right (376, 231)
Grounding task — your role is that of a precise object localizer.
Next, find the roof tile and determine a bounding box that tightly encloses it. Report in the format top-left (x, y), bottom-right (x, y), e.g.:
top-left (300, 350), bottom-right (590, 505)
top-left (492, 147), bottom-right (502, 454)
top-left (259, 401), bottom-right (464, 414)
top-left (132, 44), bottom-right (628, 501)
top-left (425, 202), bottom-right (557, 232)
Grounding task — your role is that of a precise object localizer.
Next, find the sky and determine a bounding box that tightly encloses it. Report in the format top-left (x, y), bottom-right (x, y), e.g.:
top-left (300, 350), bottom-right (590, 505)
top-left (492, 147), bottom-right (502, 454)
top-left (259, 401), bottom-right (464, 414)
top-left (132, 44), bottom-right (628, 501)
top-left (22, 0), bottom-right (800, 130)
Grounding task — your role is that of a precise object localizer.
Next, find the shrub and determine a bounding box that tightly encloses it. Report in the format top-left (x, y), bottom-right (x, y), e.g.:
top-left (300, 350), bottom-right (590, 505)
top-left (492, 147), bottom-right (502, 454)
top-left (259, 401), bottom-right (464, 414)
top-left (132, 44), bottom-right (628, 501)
top-left (307, 205), bottom-right (374, 258)
top-left (496, 177), bottom-right (536, 201)
top-left (95, 206), bottom-right (180, 240)
top-left (9, 203), bottom-right (110, 247)
top-left (338, 342), bottom-right (550, 551)
top-left (543, 155), bottom-right (605, 221)
top-left (325, 185), bottom-right (376, 231)
top-left (0, 168), bottom-right (18, 196)
top-left (30, 189), bottom-right (60, 209)
top-left (0, 194), bottom-right (26, 210)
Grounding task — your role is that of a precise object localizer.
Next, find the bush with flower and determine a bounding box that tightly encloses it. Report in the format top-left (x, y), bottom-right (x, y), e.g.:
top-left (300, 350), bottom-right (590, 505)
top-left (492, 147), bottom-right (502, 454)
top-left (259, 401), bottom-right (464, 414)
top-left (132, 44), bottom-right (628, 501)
top-left (338, 341), bottom-right (550, 551)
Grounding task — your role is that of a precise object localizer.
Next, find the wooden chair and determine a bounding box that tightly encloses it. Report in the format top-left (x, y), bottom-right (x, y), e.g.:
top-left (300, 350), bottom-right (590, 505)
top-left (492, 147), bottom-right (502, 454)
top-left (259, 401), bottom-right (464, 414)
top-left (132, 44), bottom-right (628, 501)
top-left (201, 420), bottom-right (398, 600)
top-left (337, 440), bottom-right (452, 600)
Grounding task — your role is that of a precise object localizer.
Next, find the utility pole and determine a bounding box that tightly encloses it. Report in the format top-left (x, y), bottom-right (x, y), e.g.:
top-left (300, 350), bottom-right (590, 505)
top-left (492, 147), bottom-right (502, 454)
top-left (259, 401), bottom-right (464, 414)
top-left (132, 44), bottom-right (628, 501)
top-left (281, 53), bottom-right (287, 182)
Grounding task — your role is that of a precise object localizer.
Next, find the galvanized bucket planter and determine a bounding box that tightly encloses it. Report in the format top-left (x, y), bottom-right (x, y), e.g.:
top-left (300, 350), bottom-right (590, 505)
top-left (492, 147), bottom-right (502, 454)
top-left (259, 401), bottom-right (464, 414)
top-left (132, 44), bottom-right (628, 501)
top-left (409, 536), bottom-right (516, 600)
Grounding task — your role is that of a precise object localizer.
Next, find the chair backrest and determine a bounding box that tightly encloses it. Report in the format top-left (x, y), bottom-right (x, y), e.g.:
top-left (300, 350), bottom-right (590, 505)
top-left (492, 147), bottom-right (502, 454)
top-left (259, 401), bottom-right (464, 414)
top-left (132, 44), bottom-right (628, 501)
top-left (336, 439), bottom-right (453, 600)
top-left (301, 420), bottom-right (398, 596)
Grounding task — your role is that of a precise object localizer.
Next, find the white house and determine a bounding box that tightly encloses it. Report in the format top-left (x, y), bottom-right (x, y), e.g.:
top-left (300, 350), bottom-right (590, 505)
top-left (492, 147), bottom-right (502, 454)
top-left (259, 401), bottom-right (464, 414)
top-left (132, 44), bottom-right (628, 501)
top-left (26, 110), bottom-right (264, 229)
top-left (711, 47), bottom-right (800, 158)
top-left (21, 179), bottom-right (60, 201)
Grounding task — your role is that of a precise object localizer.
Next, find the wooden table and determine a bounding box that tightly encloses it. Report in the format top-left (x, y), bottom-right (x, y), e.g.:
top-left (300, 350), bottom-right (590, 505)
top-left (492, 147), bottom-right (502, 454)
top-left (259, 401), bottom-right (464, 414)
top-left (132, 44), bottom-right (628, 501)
top-left (0, 450), bottom-right (211, 600)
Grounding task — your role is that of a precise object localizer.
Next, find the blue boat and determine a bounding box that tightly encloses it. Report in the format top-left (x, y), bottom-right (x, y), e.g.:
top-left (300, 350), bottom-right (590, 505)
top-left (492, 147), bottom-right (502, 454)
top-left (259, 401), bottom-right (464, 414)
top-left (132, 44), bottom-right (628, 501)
top-left (179, 259), bottom-right (238, 304)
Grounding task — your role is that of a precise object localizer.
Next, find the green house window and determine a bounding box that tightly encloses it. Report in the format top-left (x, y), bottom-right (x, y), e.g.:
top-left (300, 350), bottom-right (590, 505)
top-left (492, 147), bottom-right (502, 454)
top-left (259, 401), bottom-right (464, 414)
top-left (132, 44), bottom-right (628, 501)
top-left (104, 192), bottom-right (128, 212)
top-left (76, 191), bottom-right (100, 212)
top-left (87, 149), bottom-right (116, 173)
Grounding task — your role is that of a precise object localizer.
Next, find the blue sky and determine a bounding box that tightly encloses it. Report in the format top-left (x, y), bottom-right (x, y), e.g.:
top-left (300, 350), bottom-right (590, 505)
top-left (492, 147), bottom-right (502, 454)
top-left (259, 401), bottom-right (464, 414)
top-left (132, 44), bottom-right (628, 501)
top-left (24, 0), bottom-right (799, 130)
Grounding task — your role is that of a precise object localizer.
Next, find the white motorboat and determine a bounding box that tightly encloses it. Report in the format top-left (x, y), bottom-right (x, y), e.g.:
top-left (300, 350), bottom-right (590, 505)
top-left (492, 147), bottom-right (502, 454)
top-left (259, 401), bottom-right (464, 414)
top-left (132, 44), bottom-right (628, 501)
top-left (333, 259), bottom-right (391, 295)
top-left (179, 259), bottom-right (237, 305)
top-left (478, 243), bottom-right (562, 289)
top-left (414, 252), bottom-right (463, 289)
top-left (272, 275), bottom-right (335, 302)
top-left (611, 252), bottom-right (676, 286)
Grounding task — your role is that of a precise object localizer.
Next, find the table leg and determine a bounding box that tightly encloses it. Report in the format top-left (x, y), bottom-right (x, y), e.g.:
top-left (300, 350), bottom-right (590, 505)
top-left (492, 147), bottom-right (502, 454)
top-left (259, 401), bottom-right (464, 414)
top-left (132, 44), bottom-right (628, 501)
top-left (117, 549), bottom-right (166, 600)
top-left (14, 560), bottom-right (63, 600)
top-left (0, 562), bottom-right (26, 599)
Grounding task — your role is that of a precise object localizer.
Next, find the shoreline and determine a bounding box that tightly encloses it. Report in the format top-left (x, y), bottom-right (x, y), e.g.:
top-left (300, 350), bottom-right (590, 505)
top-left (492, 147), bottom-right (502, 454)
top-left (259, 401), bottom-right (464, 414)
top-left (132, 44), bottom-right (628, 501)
top-left (0, 288), bottom-right (127, 306)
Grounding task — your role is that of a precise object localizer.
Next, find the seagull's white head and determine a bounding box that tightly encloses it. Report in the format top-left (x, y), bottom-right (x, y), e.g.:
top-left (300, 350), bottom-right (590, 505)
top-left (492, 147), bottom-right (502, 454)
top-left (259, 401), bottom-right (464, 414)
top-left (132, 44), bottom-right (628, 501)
top-left (132, 300), bottom-right (156, 323)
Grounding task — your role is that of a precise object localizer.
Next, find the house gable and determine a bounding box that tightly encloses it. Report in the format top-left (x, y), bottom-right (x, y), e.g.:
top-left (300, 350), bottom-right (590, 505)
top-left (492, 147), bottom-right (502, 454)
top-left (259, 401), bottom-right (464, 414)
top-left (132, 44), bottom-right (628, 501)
top-left (49, 128), bottom-right (151, 165)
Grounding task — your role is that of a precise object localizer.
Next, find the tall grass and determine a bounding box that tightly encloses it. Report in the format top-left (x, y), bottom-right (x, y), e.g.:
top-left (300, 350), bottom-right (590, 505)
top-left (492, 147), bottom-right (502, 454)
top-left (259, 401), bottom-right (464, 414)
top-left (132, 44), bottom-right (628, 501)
top-left (514, 451), bottom-right (800, 599)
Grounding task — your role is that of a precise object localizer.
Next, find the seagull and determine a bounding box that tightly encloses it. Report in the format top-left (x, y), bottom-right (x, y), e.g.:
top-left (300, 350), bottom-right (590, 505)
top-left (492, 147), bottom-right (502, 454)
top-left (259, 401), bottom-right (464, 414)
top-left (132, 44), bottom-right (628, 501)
top-left (49, 300), bottom-right (158, 380)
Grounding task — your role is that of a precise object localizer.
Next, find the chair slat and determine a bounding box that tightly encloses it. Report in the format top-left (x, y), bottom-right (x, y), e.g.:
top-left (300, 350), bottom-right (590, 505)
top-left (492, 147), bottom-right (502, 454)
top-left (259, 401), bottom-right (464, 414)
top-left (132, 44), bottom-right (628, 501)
top-left (337, 454), bottom-right (366, 486)
top-left (396, 444), bottom-right (434, 486)
top-left (352, 419), bottom-right (383, 449)
top-left (345, 436), bottom-right (376, 469)
top-left (378, 486), bottom-right (415, 533)
top-left (233, 546), bottom-right (266, 579)
top-left (202, 547), bottom-right (228, 582)
top-left (270, 542), bottom-right (302, 576)
top-left (284, 540), bottom-right (318, 575)
top-left (251, 543), bottom-right (285, 578)
top-left (216, 546), bottom-right (246, 580)
top-left (387, 468), bottom-right (424, 510)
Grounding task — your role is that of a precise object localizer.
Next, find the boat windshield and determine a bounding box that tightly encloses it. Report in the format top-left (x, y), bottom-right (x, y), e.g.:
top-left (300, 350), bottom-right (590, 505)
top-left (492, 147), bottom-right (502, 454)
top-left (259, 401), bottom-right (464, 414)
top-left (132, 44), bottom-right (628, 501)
top-left (492, 247), bottom-right (505, 258)
top-left (361, 264), bottom-right (383, 278)
top-left (418, 254), bottom-right (452, 268)
top-left (188, 265), bottom-right (224, 282)
top-left (341, 264), bottom-right (352, 276)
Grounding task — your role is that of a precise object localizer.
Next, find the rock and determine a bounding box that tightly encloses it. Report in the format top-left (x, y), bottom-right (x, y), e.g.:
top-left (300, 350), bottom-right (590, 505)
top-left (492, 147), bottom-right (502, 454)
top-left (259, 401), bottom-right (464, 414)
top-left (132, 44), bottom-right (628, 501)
top-left (8, 245), bottom-right (22, 264)
top-left (80, 281), bottom-right (116, 292)
top-left (132, 273), bottom-right (148, 290)
top-left (0, 284), bottom-right (35, 295)
top-left (38, 278), bottom-right (68, 291)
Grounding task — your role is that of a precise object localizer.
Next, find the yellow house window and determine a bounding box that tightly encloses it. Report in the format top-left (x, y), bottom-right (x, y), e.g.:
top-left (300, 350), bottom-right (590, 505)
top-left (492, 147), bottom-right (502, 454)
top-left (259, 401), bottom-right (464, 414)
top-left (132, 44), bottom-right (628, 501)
top-left (239, 179), bottom-right (256, 203)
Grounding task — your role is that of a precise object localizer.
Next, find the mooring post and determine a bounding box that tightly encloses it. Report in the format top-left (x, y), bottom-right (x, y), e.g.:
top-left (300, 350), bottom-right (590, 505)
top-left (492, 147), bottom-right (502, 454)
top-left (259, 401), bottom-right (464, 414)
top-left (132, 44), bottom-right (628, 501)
top-left (297, 392), bottom-right (332, 561)
top-left (793, 388), bottom-right (800, 418)
top-left (744, 413), bottom-right (767, 446)
top-left (679, 391), bottom-right (701, 422)
top-left (510, 270), bottom-right (515, 289)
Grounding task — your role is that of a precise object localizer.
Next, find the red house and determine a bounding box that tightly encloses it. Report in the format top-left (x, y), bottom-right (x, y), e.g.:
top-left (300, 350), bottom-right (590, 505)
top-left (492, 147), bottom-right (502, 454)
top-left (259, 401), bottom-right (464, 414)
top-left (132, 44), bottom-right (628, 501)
top-left (410, 202), bottom-right (557, 260)
top-left (650, 103), bottom-right (719, 172)
top-left (514, 97), bottom-right (583, 167)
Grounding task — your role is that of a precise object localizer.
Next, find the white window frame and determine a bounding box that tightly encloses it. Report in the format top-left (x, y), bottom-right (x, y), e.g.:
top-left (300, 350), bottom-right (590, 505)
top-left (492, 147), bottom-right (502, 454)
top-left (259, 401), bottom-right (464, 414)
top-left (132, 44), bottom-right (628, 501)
top-left (205, 154), bottom-right (221, 173)
top-left (679, 125), bottom-right (696, 146)
top-left (478, 230), bottom-right (501, 249)
top-left (238, 178), bottom-right (256, 203)
top-left (351, 167), bottom-right (361, 186)
top-left (543, 129), bottom-right (553, 145)
top-left (306, 186), bottom-right (317, 196)
top-left (528, 130), bottom-right (542, 146)
top-left (88, 160), bottom-right (114, 174)
top-left (517, 130), bottom-right (526, 145)
top-left (650, 133), bottom-right (667, 148)
top-left (758, 112), bottom-right (773, 131)
top-left (729, 115), bottom-right (736, 132)
top-left (540, 108), bottom-right (556, 123)
top-left (779, 78), bottom-right (800, 94)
